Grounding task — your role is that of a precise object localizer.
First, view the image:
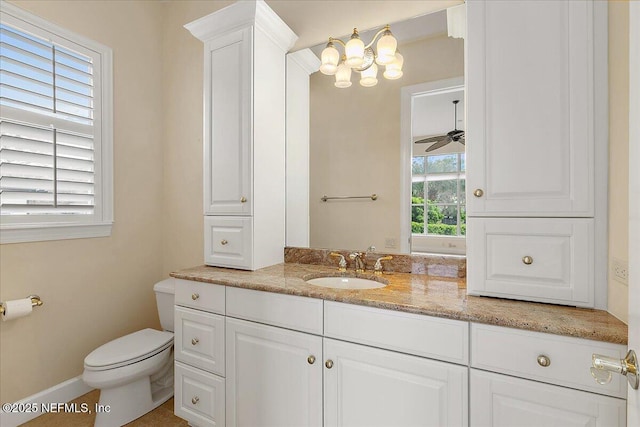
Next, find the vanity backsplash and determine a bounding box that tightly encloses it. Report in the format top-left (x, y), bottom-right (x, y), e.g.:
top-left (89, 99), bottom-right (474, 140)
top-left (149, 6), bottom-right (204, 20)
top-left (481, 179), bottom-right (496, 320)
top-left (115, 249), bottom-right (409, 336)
top-left (284, 247), bottom-right (466, 278)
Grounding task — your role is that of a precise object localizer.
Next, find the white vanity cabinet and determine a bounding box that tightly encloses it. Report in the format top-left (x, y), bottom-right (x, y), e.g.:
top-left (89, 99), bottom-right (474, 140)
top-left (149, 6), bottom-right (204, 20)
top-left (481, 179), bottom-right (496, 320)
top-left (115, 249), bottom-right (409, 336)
top-left (225, 318), bottom-right (323, 426)
top-left (470, 370), bottom-right (626, 427)
top-left (174, 279), bottom-right (227, 427)
top-left (324, 338), bottom-right (468, 427)
top-left (465, 0), bottom-right (608, 307)
top-left (186, 1), bottom-right (297, 270)
top-left (172, 279), bottom-right (627, 426)
top-left (469, 323), bottom-right (627, 426)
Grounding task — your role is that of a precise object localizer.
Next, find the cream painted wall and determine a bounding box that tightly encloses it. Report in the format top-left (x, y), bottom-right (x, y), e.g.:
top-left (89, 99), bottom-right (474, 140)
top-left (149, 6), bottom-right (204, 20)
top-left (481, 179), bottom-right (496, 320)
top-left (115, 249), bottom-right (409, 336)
top-left (309, 34), bottom-right (464, 251)
top-left (607, 0), bottom-right (630, 324)
top-left (159, 0), bottom-right (232, 278)
top-left (0, 0), bottom-right (165, 404)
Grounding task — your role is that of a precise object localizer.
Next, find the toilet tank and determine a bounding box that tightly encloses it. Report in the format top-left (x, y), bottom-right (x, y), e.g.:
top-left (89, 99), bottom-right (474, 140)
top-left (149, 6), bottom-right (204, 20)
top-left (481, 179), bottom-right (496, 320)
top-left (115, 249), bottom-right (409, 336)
top-left (154, 278), bottom-right (175, 332)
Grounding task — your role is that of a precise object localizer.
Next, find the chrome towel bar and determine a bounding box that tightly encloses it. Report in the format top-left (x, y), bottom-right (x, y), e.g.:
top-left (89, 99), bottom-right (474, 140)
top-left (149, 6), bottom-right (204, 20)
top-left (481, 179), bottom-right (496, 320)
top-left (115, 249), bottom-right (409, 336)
top-left (321, 194), bottom-right (377, 202)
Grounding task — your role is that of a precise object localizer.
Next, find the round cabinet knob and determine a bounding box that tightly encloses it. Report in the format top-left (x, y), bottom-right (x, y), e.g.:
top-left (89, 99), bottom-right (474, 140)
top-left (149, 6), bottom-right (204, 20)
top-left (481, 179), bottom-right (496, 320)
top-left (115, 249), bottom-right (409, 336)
top-left (473, 189), bottom-right (484, 198)
top-left (191, 396), bottom-right (200, 405)
top-left (240, 197), bottom-right (247, 203)
top-left (325, 359), bottom-right (334, 369)
top-left (221, 239), bottom-right (228, 245)
top-left (192, 338), bottom-right (199, 346)
top-left (537, 355), bottom-right (551, 367)
top-left (191, 293), bottom-right (199, 301)
top-left (307, 355), bottom-right (316, 365)
top-left (522, 256), bottom-right (534, 265)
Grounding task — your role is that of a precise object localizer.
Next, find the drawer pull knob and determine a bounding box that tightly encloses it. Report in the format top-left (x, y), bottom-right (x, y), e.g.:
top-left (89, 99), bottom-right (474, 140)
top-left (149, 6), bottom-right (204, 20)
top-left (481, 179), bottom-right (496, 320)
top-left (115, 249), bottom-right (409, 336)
top-left (473, 189), bottom-right (484, 197)
top-left (221, 239), bottom-right (228, 245)
top-left (191, 396), bottom-right (199, 405)
top-left (191, 293), bottom-right (199, 301)
top-left (325, 359), bottom-right (334, 369)
top-left (537, 355), bottom-right (551, 367)
top-left (522, 256), bottom-right (534, 265)
top-left (307, 355), bottom-right (316, 365)
top-left (192, 338), bottom-right (199, 346)
top-left (240, 197), bottom-right (247, 203)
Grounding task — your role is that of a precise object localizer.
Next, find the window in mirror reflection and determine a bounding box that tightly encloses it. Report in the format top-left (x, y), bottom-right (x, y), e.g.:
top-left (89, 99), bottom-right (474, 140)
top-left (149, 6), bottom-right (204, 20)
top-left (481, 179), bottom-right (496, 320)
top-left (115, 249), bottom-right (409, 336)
top-left (411, 153), bottom-right (466, 236)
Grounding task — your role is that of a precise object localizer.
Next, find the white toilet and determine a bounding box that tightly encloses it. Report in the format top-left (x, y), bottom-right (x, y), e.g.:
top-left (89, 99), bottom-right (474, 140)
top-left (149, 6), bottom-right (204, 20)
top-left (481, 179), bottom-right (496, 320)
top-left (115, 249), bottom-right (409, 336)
top-left (83, 279), bottom-right (175, 427)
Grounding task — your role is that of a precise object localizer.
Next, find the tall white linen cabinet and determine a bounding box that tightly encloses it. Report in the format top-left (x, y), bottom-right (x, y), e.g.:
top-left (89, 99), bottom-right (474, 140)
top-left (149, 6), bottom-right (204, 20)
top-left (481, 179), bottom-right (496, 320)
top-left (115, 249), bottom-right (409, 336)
top-left (186, 0), bottom-right (297, 270)
top-left (465, 0), bottom-right (608, 308)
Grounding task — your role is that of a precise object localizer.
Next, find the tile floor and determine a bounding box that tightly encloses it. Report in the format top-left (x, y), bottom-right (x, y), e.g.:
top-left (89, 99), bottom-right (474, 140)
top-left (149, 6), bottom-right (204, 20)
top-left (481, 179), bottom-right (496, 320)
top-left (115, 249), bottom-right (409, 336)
top-left (22, 390), bottom-right (187, 427)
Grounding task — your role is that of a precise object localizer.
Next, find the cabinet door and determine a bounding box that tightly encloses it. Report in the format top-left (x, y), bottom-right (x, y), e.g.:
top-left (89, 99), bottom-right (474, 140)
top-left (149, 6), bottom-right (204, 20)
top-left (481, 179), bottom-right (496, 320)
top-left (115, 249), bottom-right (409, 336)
top-left (466, 0), bottom-right (593, 217)
top-left (204, 27), bottom-right (252, 215)
top-left (225, 318), bottom-right (322, 427)
top-left (324, 338), bottom-right (468, 427)
top-left (470, 369), bottom-right (626, 427)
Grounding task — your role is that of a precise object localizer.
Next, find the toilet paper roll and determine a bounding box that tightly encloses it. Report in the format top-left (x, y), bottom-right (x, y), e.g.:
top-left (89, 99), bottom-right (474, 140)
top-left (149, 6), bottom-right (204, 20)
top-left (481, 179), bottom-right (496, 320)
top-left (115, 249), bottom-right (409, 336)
top-left (1, 298), bottom-right (33, 321)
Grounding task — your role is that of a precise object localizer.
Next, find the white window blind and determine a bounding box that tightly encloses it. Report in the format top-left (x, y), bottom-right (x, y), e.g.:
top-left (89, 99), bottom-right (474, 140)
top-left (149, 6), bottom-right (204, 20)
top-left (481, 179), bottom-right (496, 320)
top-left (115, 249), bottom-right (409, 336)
top-left (0, 3), bottom-right (112, 243)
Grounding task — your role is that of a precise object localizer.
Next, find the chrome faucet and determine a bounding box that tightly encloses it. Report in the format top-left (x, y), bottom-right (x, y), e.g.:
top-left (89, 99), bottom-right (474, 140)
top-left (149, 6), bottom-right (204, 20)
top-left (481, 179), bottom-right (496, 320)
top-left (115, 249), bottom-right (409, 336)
top-left (349, 252), bottom-right (365, 273)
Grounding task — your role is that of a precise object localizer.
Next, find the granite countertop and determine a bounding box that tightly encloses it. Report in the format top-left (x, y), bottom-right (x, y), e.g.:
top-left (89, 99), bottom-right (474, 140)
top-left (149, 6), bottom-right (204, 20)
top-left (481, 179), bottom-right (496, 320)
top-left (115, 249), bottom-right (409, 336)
top-left (170, 263), bottom-right (628, 345)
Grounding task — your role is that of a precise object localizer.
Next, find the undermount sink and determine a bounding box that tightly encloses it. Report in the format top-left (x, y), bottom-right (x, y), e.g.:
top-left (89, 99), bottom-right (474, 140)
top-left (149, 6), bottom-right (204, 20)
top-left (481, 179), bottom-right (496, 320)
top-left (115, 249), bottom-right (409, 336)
top-left (305, 276), bottom-right (387, 290)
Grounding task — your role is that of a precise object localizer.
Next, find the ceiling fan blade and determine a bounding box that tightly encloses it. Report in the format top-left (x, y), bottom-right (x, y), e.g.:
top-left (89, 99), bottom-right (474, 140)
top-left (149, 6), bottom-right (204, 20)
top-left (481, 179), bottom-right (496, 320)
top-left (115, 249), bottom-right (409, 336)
top-left (414, 134), bottom-right (447, 144)
top-left (425, 137), bottom-right (452, 152)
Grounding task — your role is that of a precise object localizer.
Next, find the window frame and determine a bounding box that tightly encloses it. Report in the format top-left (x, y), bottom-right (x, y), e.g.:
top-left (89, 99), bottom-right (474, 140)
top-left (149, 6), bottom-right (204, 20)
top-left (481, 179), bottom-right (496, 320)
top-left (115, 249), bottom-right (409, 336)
top-left (0, 2), bottom-right (113, 244)
top-left (400, 78), bottom-right (465, 255)
top-left (411, 152), bottom-right (466, 255)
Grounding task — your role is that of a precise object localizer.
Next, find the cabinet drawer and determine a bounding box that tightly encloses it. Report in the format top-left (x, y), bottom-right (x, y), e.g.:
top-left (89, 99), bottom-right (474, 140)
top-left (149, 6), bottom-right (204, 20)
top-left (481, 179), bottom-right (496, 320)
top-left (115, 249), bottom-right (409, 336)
top-left (175, 279), bottom-right (225, 314)
top-left (175, 361), bottom-right (225, 427)
top-left (470, 370), bottom-right (626, 426)
top-left (470, 323), bottom-right (627, 398)
top-left (175, 306), bottom-right (225, 376)
top-left (204, 216), bottom-right (253, 270)
top-left (324, 301), bottom-right (468, 365)
top-left (226, 286), bottom-right (323, 335)
top-left (467, 217), bottom-right (594, 306)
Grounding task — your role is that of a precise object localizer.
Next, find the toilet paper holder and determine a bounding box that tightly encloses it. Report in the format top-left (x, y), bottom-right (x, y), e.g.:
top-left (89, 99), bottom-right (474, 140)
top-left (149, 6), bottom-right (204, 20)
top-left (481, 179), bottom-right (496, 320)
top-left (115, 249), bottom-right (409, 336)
top-left (0, 295), bottom-right (43, 315)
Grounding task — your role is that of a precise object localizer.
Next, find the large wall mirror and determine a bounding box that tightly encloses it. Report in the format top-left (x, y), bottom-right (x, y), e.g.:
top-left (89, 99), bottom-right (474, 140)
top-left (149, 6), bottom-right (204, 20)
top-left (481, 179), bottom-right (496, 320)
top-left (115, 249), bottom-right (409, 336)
top-left (298, 9), bottom-right (465, 254)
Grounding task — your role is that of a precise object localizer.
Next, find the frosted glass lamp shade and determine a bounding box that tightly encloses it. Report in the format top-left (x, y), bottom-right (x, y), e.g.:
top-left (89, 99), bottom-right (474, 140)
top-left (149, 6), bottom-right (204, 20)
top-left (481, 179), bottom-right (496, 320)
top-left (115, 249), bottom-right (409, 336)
top-left (359, 63), bottom-right (378, 87)
top-left (334, 61), bottom-right (352, 88)
top-left (345, 36), bottom-right (365, 68)
top-left (320, 44), bottom-right (340, 75)
top-left (383, 52), bottom-right (404, 80)
top-left (376, 32), bottom-right (397, 65)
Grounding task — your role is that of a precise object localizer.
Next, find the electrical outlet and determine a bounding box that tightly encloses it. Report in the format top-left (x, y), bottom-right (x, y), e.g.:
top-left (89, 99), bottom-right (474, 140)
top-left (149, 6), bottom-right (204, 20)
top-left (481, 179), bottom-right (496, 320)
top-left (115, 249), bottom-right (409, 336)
top-left (385, 238), bottom-right (397, 249)
top-left (612, 258), bottom-right (628, 285)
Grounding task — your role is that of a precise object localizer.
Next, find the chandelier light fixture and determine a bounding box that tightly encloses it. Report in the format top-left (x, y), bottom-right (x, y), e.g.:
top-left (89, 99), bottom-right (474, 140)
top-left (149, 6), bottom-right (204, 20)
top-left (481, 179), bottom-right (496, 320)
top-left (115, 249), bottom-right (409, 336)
top-left (319, 25), bottom-right (404, 88)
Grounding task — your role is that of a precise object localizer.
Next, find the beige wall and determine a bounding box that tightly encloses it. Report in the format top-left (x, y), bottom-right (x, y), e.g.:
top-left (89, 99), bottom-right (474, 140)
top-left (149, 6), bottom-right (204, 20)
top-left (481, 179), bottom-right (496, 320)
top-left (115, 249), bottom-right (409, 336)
top-left (159, 1), bottom-right (231, 278)
top-left (0, 0), bottom-right (166, 404)
top-left (309, 34), bottom-right (464, 251)
top-left (607, 0), bottom-right (630, 323)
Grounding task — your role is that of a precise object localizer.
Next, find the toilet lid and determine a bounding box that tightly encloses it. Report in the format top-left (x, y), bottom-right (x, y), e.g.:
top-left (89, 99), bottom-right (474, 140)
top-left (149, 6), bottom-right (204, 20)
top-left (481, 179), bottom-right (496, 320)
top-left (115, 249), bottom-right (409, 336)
top-left (84, 328), bottom-right (173, 370)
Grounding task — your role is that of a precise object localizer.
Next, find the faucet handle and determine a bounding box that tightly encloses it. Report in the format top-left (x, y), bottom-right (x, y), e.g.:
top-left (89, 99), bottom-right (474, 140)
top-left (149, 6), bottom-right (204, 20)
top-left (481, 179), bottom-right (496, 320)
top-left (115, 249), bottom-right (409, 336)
top-left (374, 256), bottom-right (393, 275)
top-left (330, 252), bottom-right (347, 272)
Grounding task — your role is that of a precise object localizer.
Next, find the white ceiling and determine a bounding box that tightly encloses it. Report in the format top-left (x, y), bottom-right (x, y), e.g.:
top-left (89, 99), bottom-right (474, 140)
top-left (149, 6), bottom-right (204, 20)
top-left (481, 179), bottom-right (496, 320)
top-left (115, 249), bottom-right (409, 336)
top-left (412, 89), bottom-right (464, 142)
top-left (266, 0), bottom-right (463, 51)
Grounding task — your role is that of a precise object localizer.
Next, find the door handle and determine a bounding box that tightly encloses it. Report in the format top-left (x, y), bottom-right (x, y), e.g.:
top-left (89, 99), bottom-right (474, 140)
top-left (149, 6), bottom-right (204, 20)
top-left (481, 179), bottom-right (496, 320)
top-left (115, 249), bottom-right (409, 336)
top-left (591, 349), bottom-right (638, 389)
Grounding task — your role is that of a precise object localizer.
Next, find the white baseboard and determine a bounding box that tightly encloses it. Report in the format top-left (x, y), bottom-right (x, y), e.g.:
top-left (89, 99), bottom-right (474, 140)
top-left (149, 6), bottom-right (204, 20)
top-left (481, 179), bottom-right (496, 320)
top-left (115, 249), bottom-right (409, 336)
top-left (0, 375), bottom-right (93, 427)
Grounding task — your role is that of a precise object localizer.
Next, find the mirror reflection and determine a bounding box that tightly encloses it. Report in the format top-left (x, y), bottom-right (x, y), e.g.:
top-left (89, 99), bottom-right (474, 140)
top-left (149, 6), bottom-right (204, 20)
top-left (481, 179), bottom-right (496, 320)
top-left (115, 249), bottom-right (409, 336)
top-left (306, 10), bottom-right (464, 254)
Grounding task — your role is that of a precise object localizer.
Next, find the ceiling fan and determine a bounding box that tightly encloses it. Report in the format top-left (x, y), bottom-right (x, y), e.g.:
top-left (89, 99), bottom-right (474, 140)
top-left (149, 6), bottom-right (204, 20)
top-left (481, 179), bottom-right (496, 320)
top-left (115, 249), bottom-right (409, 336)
top-left (414, 100), bottom-right (465, 152)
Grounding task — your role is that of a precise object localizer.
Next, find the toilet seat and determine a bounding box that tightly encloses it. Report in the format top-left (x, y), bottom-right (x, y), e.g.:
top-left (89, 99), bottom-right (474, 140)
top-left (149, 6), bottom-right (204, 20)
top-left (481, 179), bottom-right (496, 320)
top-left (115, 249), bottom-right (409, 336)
top-left (84, 328), bottom-right (173, 371)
